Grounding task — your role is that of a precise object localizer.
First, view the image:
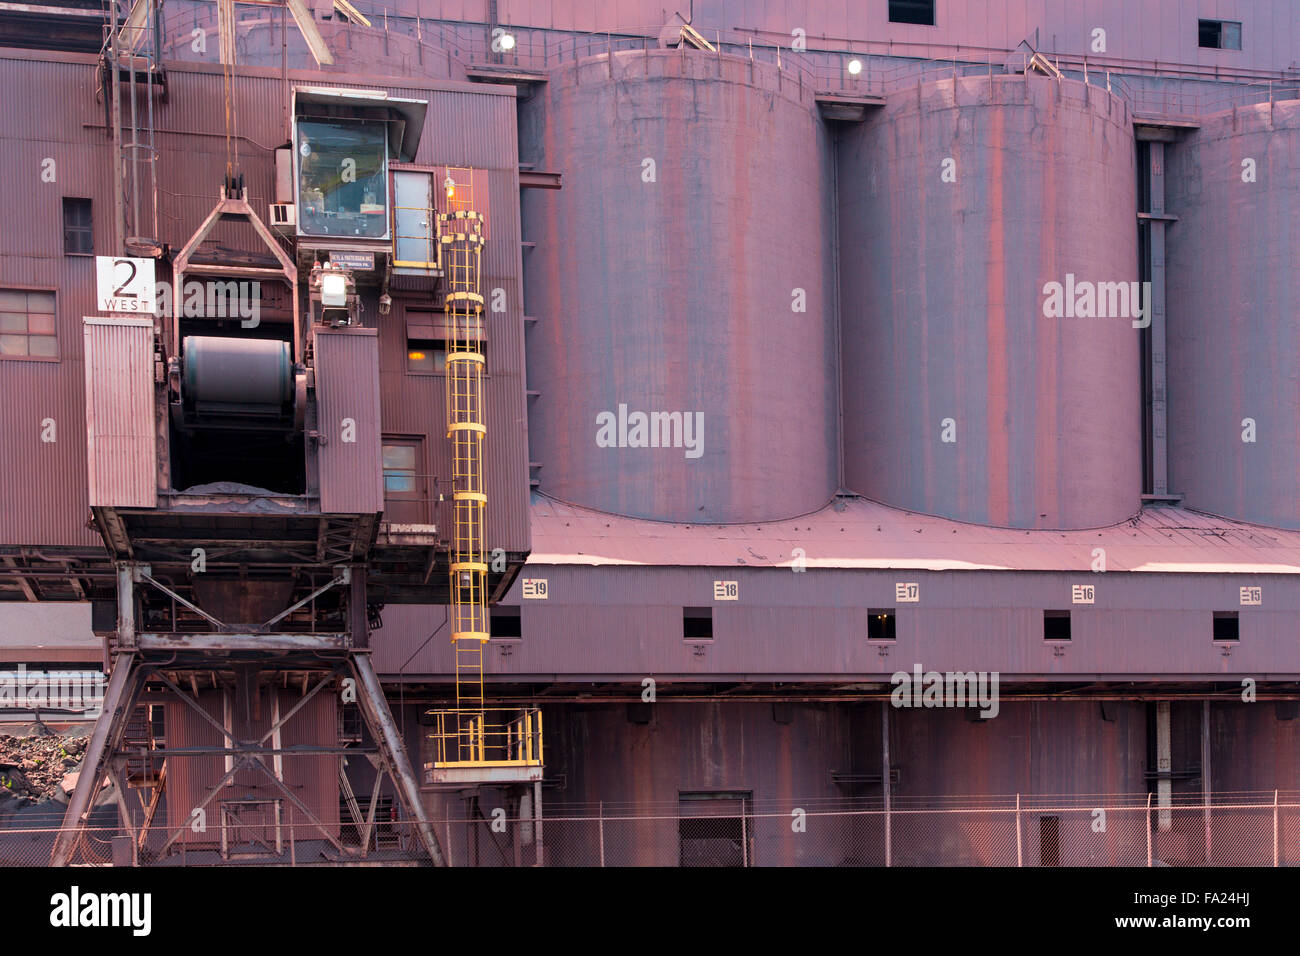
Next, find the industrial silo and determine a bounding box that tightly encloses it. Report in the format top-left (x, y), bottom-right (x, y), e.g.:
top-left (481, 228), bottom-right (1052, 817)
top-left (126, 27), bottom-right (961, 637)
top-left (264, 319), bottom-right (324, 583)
top-left (1165, 101), bottom-right (1300, 529)
top-left (521, 50), bottom-right (839, 523)
top-left (839, 75), bottom-right (1141, 529)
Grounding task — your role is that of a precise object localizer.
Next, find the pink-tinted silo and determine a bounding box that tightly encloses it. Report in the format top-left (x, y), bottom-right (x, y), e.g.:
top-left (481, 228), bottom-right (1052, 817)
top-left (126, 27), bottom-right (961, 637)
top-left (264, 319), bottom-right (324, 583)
top-left (1165, 101), bottom-right (1300, 529)
top-left (838, 75), bottom-right (1141, 529)
top-left (522, 50), bottom-right (839, 522)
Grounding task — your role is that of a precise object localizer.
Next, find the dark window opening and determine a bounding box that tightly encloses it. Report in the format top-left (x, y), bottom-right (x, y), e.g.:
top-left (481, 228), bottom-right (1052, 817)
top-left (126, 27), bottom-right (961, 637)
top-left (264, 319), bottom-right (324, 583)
top-left (493, 605), bottom-right (521, 639)
top-left (683, 606), bottom-right (713, 641)
top-left (868, 608), bottom-right (897, 641)
top-left (679, 792), bottom-right (750, 867)
top-left (1044, 610), bottom-right (1071, 642)
top-left (889, 0), bottom-right (935, 26)
top-left (1039, 815), bottom-right (1061, 867)
top-left (339, 703), bottom-right (363, 742)
top-left (0, 289), bottom-right (57, 359)
top-left (62, 197), bottom-right (92, 255)
top-left (406, 338), bottom-right (446, 373)
top-left (1198, 19), bottom-right (1241, 50)
top-left (169, 427), bottom-right (305, 494)
top-left (1213, 611), bottom-right (1240, 642)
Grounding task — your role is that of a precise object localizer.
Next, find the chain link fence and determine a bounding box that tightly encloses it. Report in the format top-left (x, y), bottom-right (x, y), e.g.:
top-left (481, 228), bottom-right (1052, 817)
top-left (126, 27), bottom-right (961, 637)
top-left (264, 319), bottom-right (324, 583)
top-left (2, 792), bottom-right (1297, 866)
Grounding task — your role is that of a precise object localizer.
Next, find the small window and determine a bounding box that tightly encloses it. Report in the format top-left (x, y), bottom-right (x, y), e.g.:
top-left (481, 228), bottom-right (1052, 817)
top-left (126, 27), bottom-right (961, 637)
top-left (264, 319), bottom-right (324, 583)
top-left (868, 608), bottom-right (896, 641)
top-left (889, 0), bottom-right (935, 26)
top-left (62, 198), bottom-right (92, 255)
top-left (406, 338), bottom-right (446, 373)
top-left (1213, 611), bottom-right (1239, 642)
top-left (381, 439), bottom-right (426, 523)
top-left (1043, 610), bottom-right (1071, 642)
top-left (683, 606), bottom-right (713, 641)
top-left (381, 442), bottom-right (417, 493)
top-left (0, 289), bottom-right (57, 360)
top-left (493, 605), bottom-right (521, 640)
top-left (1198, 19), bottom-right (1241, 50)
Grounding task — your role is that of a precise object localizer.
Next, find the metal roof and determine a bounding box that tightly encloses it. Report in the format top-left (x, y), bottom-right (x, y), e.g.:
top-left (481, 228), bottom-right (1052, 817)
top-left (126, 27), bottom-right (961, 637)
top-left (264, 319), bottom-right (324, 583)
top-left (527, 493), bottom-right (1300, 574)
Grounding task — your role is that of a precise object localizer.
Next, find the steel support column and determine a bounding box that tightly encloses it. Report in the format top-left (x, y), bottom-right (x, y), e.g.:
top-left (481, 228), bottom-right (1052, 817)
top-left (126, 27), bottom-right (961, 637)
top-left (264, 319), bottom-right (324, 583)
top-left (51, 651), bottom-right (143, 865)
top-left (349, 652), bottom-right (446, 865)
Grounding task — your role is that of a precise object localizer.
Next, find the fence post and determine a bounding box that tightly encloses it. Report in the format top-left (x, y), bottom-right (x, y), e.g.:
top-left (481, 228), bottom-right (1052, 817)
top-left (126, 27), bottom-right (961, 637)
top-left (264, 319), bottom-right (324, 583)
top-left (1015, 794), bottom-right (1023, 867)
top-left (1146, 792), bottom-right (1153, 867)
top-left (599, 801), bottom-right (606, 868)
top-left (1274, 790), bottom-right (1280, 868)
top-left (882, 701), bottom-right (892, 867)
top-left (741, 808), bottom-right (749, 867)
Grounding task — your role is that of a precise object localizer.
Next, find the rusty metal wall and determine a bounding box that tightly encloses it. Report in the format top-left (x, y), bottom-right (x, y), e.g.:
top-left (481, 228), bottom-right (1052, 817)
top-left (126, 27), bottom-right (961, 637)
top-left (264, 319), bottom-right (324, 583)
top-left (164, 684), bottom-right (339, 845)
top-left (1210, 701), bottom-right (1300, 793)
top-left (535, 699), bottom-right (1152, 865)
top-left (1165, 101), bottom-right (1300, 528)
top-left (521, 51), bottom-right (838, 523)
top-left (373, 564), bottom-right (1300, 679)
top-left (315, 327), bottom-right (384, 514)
top-left (839, 75), bottom-right (1140, 529)
top-left (82, 317), bottom-right (157, 508)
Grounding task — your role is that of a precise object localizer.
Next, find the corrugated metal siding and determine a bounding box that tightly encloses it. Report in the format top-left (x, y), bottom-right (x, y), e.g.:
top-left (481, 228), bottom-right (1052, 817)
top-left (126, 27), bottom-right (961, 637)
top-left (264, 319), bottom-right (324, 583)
top-left (165, 685), bottom-right (339, 845)
top-left (82, 318), bottom-right (157, 508)
top-left (378, 85), bottom-right (530, 552)
top-left (374, 564), bottom-right (1300, 678)
top-left (0, 56), bottom-right (107, 545)
top-left (0, 51), bottom-right (527, 550)
top-left (476, 1), bottom-right (1300, 74)
top-left (316, 327), bottom-right (384, 514)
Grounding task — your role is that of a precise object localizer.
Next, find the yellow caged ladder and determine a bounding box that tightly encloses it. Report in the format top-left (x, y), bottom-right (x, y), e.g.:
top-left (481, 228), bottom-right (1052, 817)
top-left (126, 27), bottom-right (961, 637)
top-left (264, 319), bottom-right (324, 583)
top-left (441, 170), bottom-right (489, 760)
top-left (425, 169), bottom-right (543, 782)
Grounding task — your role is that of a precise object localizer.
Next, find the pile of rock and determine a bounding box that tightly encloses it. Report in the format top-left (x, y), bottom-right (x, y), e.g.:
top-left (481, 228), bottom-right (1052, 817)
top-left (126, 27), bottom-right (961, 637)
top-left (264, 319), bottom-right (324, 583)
top-left (0, 734), bottom-right (88, 806)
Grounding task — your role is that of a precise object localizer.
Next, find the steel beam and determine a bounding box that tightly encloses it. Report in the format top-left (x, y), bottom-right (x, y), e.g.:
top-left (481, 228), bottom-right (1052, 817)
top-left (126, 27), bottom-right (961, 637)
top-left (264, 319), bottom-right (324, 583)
top-left (51, 652), bottom-right (143, 865)
top-left (349, 652), bottom-right (446, 865)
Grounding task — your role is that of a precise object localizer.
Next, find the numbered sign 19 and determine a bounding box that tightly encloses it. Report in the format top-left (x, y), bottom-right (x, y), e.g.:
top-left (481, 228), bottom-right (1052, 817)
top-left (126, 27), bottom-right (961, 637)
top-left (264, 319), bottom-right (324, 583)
top-left (96, 256), bottom-right (156, 314)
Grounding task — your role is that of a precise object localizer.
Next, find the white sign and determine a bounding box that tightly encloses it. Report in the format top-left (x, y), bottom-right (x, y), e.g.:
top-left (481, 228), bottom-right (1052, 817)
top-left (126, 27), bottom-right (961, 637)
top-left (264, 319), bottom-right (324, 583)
top-left (1071, 584), bottom-right (1095, 605)
top-left (1240, 586), bottom-right (1262, 606)
top-left (895, 582), bottom-right (919, 603)
top-left (713, 581), bottom-right (738, 601)
top-left (520, 578), bottom-right (548, 599)
top-left (96, 256), bottom-right (155, 313)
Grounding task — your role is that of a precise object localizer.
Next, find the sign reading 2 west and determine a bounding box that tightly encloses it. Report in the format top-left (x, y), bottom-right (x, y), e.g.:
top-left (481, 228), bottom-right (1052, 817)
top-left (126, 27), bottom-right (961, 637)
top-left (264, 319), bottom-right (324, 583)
top-left (96, 256), bottom-right (156, 314)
